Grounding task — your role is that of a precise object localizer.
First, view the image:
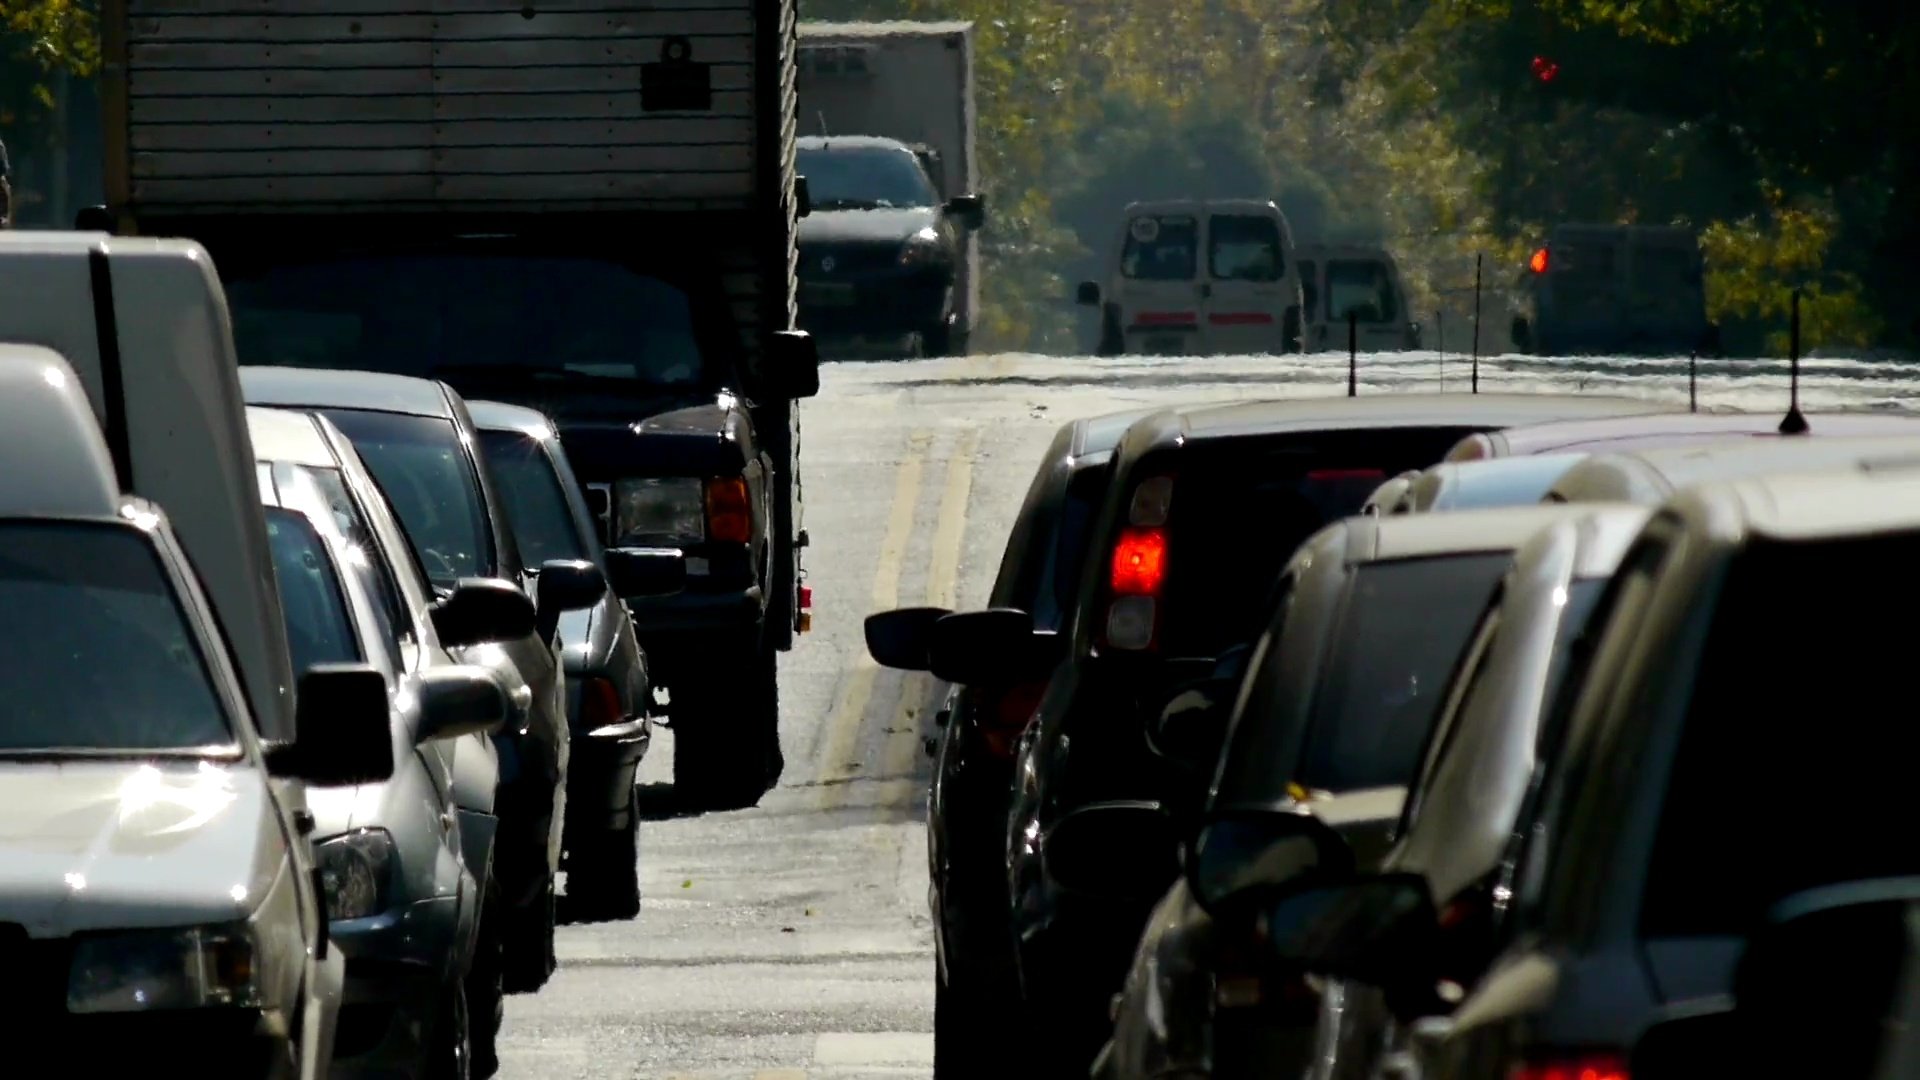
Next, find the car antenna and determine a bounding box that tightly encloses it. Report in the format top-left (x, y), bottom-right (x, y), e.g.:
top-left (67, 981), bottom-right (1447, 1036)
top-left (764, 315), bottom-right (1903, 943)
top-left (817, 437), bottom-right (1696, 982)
top-left (1779, 287), bottom-right (1808, 435)
top-left (1348, 308), bottom-right (1358, 397)
top-left (1688, 346), bottom-right (1698, 412)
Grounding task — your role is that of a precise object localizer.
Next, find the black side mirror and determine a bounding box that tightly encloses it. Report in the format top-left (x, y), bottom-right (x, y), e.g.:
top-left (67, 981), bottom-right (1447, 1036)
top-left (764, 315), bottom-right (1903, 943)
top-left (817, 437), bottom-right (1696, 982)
top-left (1076, 280), bottom-right (1101, 307)
top-left (927, 607), bottom-right (1048, 686)
top-left (268, 664), bottom-right (395, 786)
top-left (944, 193), bottom-right (985, 231)
top-left (1041, 800), bottom-right (1183, 899)
top-left (605, 546), bottom-right (688, 598)
top-left (1188, 805), bottom-right (1354, 916)
top-left (796, 174), bottom-right (812, 219)
top-left (864, 606), bottom-right (951, 671)
top-left (537, 559), bottom-right (608, 618)
top-left (432, 577), bottom-right (539, 649)
top-left (1258, 872), bottom-right (1440, 987)
top-left (75, 205), bottom-right (115, 232)
top-left (415, 664), bottom-right (509, 745)
top-left (769, 329), bottom-right (821, 399)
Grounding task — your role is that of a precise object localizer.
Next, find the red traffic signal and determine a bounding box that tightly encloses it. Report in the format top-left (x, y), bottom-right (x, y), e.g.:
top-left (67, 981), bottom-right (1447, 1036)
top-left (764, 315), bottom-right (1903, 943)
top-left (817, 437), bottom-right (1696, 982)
top-left (1532, 56), bottom-right (1560, 82)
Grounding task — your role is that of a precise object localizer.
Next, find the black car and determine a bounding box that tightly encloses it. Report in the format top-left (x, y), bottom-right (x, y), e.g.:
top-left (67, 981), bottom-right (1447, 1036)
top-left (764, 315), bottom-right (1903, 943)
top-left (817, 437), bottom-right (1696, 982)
top-left (213, 222), bottom-right (821, 815)
top-left (240, 366), bottom-right (580, 996)
top-left (468, 399), bottom-right (684, 924)
top-left (796, 134), bottom-right (985, 357)
top-left (866, 407), bottom-right (1155, 1078)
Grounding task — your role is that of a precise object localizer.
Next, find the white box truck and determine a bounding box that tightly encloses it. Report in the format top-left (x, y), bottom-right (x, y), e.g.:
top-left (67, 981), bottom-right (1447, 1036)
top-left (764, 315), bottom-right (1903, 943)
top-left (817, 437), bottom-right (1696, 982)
top-left (91, 0), bottom-right (821, 810)
top-left (795, 21), bottom-right (982, 355)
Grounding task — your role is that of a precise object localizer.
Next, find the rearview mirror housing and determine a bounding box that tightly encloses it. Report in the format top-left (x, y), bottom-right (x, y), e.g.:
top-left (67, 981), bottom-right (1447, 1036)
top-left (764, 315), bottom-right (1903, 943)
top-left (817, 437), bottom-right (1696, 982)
top-left (415, 664), bottom-right (509, 744)
top-left (605, 547), bottom-right (688, 598)
top-left (795, 174), bottom-right (812, 219)
top-left (945, 193), bottom-right (986, 231)
top-left (1076, 281), bottom-right (1101, 307)
top-left (536, 559), bottom-right (607, 617)
top-left (269, 664), bottom-right (395, 786)
top-left (1188, 805), bottom-right (1354, 916)
top-left (769, 329), bottom-right (820, 400)
top-left (864, 606), bottom-right (951, 671)
top-left (928, 608), bottom-right (1051, 686)
top-left (1042, 800), bottom-right (1182, 899)
top-left (1259, 873), bottom-right (1440, 989)
top-left (432, 577), bottom-right (539, 649)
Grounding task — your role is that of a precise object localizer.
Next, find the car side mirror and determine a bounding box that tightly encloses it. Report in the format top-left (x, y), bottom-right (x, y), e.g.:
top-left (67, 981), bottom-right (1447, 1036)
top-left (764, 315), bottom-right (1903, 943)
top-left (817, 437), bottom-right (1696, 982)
top-left (605, 547), bottom-right (687, 598)
top-left (928, 608), bottom-right (1052, 686)
top-left (415, 664), bottom-right (509, 744)
top-left (537, 559), bottom-right (607, 618)
top-left (268, 664), bottom-right (395, 786)
top-left (1041, 800), bottom-right (1183, 899)
top-left (1258, 873), bottom-right (1439, 987)
top-left (944, 193), bottom-right (985, 231)
top-left (769, 329), bottom-right (821, 399)
top-left (1187, 805), bottom-right (1354, 916)
top-left (864, 606), bottom-right (951, 671)
top-left (796, 174), bottom-right (812, 219)
top-left (431, 577), bottom-right (538, 649)
top-left (1076, 280), bottom-right (1101, 307)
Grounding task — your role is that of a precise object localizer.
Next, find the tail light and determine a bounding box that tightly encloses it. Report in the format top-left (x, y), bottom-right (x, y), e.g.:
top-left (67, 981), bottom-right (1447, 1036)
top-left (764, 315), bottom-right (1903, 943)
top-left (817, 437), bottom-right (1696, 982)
top-left (978, 679), bottom-right (1047, 758)
top-left (1103, 475), bottom-right (1173, 651)
top-left (1509, 1054), bottom-right (1628, 1080)
top-left (705, 477), bottom-right (752, 543)
top-left (580, 676), bottom-right (625, 733)
top-left (1530, 247), bottom-right (1550, 273)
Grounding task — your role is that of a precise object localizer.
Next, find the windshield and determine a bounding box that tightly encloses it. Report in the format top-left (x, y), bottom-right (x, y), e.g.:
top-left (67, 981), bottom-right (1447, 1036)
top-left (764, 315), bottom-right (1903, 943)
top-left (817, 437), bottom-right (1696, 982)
top-left (224, 254), bottom-right (708, 390)
top-left (322, 409), bottom-right (494, 588)
top-left (478, 430), bottom-right (590, 567)
top-left (0, 523), bottom-right (230, 751)
top-left (1326, 259), bottom-right (1399, 323)
top-left (265, 506), bottom-right (363, 675)
top-left (798, 146), bottom-right (939, 209)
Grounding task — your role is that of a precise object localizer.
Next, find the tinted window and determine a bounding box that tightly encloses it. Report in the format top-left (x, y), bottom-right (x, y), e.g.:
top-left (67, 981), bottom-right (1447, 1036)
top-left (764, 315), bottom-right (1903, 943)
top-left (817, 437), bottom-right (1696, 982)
top-left (1121, 215), bottom-right (1198, 281)
top-left (225, 255), bottom-right (707, 388)
top-left (1326, 259), bottom-right (1399, 323)
top-left (478, 430), bottom-right (590, 567)
top-left (266, 507), bottom-right (363, 676)
top-left (273, 461), bottom-right (413, 668)
top-left (1042, 469), bottom-right (1109, 632)
top-left (798, 145), bottom-right (939, 209)
top-left (0, 523), bottom-right (230, 750)
top-left (1208, 215), bottom-right (1284, 281)
top-left (323, 409), bottom-right (493, 587)
top-left (1639, 533), bottom-right (1920, 938)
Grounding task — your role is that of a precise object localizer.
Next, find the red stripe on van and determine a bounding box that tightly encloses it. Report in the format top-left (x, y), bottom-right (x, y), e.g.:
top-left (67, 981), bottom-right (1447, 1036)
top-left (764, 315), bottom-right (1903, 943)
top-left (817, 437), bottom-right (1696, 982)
top-left (1207, 312), bottom-right (1275, 325)
top-left (1134, 311), bottom-right (1198, 326)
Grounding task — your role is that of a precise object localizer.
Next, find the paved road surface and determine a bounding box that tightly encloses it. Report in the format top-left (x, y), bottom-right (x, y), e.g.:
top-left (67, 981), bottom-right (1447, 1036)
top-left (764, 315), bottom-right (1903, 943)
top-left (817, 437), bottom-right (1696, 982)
top-left (496, 349), bottom-right (1918, 1079)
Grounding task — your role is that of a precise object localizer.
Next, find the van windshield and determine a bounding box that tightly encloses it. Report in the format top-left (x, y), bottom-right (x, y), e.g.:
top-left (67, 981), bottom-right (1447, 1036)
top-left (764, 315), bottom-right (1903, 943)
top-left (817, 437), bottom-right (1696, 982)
top-left (1122, 215), bottom-right (1198, 280)
top-left (0, 523), bottom-right (231, 752)
top-left (1326, 259), bottom-right (1398, 322)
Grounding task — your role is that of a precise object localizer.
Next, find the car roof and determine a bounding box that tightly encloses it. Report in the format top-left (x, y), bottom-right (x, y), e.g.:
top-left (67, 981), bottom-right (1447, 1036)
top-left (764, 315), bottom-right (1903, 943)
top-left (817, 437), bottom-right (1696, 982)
top-left (0, 345), bottom-right (122, 519)
top-left (1124, 198), bottom-right (1279, 215)
top-left (1139, 392), bottom-right (1670, 448)
top-left (1342, 504), bottom-right (1590, 564)
top-left (1548, 434), bottom-right (1920, 505)
top-left (467, 398), bottom-right (559, 440)
top-left (244, 406), bottom-right (337, 468)
top-left (1408, 452), bottom-right (1589, 512)
top-left (797, 134), bottom-right (915, 152)
top-left (1454, 409), bottom-right (1920, 459)
top-left (1681, 466), bottom-right (1920, 543)
top-left (1564, 504), bottom-right (1656, 578)
top-left (799, 20), bottom-right (973, 36)
top-left (240, 365), bottom-right (454, 419)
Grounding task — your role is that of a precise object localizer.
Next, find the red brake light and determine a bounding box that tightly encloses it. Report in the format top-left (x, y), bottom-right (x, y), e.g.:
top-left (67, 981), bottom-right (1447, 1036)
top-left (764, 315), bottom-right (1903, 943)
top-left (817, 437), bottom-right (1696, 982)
top-left (1531, 56), bottom-right (1559, 83)
top-left (1530, 247), bottom-right (1550, 273)
top-left (1509, 1055), bottom-right (1628, 1080)
top-left (580, 676), bottom-right (624, 730)
top-left (1109, 526), bottom-right (1168, 595)
top-left (705, 477), bottom-right (752, 543)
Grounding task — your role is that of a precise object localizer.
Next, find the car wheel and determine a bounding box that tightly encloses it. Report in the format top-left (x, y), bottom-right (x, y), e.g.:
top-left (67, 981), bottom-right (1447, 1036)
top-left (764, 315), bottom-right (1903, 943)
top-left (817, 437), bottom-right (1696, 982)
top-left (466, 874), bottom-right (505, 1080)
top-left (559, 803), bottom-right (641, 924)
top-left (1283, 306), bottom-right (1303, 353)
top-left (425, 977), bottom-right (472, 1080)
top-left (922, 316), bottom-right (953, 358)
top-left (672, 639), bottom-right (781, 812)
top-left (502, 875), bottom-right (557, 994)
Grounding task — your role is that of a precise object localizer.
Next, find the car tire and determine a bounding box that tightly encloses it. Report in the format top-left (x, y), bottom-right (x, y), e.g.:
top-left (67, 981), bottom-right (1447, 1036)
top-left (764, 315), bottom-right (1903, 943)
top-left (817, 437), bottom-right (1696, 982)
top-left (933, 971), bottom-right (986, 1078)
top-left (672, 639), bottom-right (782, 811)
top-left (1283, 306), bottom-right (1303, 353)
top-left (922, 316), bottom-right (953, 358)
top-left (559, 800), bottom-right (641, 924)
top-left (425, 977), bottom-right (473, 1080)
top-left (1096, 304), bottom-right (1125, 357)
top-left (502, 875), bottom-right (557, 995)
top-left (466, 874), bottom-right (505, 1080)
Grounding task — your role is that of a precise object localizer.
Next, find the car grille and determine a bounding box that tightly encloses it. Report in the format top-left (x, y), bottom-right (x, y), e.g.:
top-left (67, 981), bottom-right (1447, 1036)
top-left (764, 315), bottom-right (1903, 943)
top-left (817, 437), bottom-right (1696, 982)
top-left (798, 242), bottom-right (901, 277)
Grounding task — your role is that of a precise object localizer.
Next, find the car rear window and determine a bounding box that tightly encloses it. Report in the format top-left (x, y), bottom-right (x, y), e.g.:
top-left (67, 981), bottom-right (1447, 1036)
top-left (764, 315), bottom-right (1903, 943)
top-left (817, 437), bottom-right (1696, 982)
top-left (1208, 215), bottom-right (1284, 282)
top-left (1158, 427), bottom-right (1485, 655)
top-left (1639, 532), bottom-right (1920, 939)
top-left (1121, 215), bottom-right (1198, 281)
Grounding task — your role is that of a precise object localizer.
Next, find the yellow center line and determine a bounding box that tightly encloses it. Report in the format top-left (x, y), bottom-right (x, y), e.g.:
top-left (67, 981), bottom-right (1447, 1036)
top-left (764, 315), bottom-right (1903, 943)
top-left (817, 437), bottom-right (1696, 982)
top-left (816, 432), bottom-right (929, 809)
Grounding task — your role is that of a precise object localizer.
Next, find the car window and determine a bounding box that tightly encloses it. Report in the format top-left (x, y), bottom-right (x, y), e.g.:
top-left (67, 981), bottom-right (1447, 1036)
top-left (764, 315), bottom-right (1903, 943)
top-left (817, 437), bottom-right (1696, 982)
top-left (274, 461), bottom-right (412, 670)
top-left (265, 507), bottom-right (364, 676)
top-left (477, 430), bottom-right (591, 567)
top-left (1208, 214), bottom-right (1285, 282)
top-left (1326, 259), bottom-right (1399, 323)
top-left (1639, 532), bottom-right (1920, 939)
top-left (1401, 603), bottom-right (1502, 832)
top-left (1121, 214), bottom-right (1198, 281)
top-left (0, 522), bottom-right (232, 750)
top-left (1038, 468), bottom-right (1110, 633)
top-left (322, 409), bottom-right (494, 588)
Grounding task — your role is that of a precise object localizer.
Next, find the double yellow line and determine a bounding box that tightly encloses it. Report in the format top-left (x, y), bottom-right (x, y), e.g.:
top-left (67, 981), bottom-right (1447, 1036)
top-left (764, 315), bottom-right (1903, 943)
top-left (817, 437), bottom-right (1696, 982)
top-left (816, 427), bottom-right (978, 810)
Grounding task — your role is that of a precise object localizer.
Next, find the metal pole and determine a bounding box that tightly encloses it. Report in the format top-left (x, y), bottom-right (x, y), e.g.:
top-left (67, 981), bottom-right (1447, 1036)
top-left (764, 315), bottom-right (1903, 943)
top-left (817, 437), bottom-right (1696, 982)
top-left (1436, 309), bottom-right (1445, 391)
top-left (1689, 350), bottom-right (1697, 412)
top-left (1470, 254), bottom-right (1483, 394)
top-left (1347, 309), bottom-right (1358, 397)
top-left (1779, 288), bottom-right (1808, 434)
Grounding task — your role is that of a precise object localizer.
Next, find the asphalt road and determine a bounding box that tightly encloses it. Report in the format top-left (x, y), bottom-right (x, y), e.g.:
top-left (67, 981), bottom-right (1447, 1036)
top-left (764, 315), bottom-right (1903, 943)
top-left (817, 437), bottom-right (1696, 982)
top-left (495, 349), bottom-right (1918, 1079)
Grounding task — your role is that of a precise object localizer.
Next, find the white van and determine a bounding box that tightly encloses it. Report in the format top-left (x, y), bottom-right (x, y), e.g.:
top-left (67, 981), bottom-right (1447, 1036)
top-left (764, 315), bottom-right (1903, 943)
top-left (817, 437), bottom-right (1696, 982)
top-left (1296, 244), bottom-right (1422, 352)
top-left (1077, 198), bottom-right (1306, 356)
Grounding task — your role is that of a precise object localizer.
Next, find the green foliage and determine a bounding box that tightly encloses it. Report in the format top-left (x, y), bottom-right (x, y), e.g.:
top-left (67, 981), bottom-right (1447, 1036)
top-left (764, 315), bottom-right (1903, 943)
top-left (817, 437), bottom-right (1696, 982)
top-left (0, 0), bottom-right (97, 121)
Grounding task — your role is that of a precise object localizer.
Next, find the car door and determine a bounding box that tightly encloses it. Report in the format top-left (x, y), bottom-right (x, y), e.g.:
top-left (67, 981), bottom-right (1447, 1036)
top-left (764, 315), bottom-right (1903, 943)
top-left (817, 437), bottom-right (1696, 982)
top-left (1323, 256), bottom-right (1406, 352)
top-left (1203, 208), bottom-right (1292, 354)
top-left (1113, 208), bottom-right (1204, 355)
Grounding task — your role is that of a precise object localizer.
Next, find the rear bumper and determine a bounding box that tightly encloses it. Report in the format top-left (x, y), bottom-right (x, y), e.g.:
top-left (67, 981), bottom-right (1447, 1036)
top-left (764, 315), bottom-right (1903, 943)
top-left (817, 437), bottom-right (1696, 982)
top-left (798, 273), bottom-right (952, 336)
top-left (627, 586), bottom-right (765, 642)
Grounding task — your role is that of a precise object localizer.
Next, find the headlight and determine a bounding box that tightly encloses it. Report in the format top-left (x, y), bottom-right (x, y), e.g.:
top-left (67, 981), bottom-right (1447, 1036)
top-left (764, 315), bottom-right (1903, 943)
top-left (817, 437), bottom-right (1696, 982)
top-left (898, 226), bottom-right (945, 267)
top-left (614, 478), bottom-right (705, 544)
top-left (316, 827), bottom-right (395, 921)
top-left (68, 923), bottom-right (262, 1012)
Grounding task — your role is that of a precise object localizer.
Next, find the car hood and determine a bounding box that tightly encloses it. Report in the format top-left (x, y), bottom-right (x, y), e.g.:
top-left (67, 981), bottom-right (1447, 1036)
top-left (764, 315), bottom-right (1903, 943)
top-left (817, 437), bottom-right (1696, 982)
top-left (799, 207), bottom-right (939, 246)
top-left (550, 393), bottom-right (752, 479)
top-left (0, 760), bottom-right (286, 936)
